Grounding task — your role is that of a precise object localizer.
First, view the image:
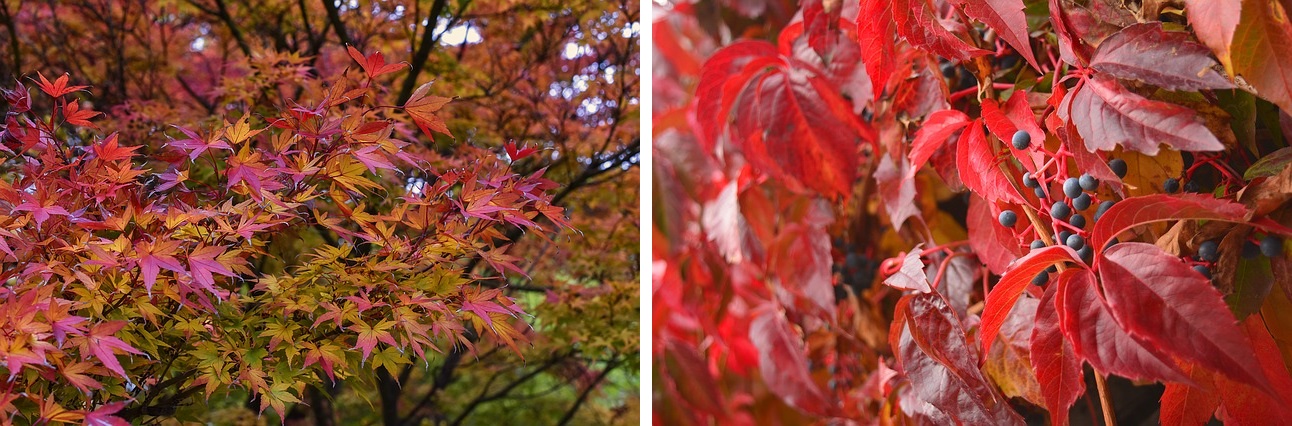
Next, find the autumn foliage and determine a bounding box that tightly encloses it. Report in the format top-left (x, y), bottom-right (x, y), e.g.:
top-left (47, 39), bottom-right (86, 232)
top-left (0, 50), bottom-right (577, 422)
top-left (654, 0), bottom-right (1292, 424)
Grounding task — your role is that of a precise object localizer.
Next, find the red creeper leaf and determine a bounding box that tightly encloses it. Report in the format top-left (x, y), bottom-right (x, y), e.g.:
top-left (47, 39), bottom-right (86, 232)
top-left (1060, 74), bottom-right (1224, 155)
top-left (1090, 22), bottom-right (1234, 91)
top-left (1099, 242), bottom-right (1272, 393)
top-left (1056, 268), bottom-right (1189, 383)
top-left (981, 245), bottom-right (1079, 357)
top-left (955, 119), bottom-right (1024, 204)
top-left (1030, 280), bottom-right (1084, 426)
top-left (951, 0), bottom-right (1040, 70)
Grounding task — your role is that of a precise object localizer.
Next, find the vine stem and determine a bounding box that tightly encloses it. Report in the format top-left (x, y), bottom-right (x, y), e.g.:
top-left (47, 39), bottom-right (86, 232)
top-left (1094, 373), bottom-right (1117, 426)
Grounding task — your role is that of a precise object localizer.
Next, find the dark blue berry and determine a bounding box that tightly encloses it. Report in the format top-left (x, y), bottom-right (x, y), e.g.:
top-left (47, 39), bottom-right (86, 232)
top-left (1032, 271), bottom-right (1049, 285)
top-left (1262, 235), bottom-right (1283, 257)
top-left (1079, 174), bottom-right (1098, 191)
top-left (999, 210), bottom-right (1018, 227)
top-left (1012, 130), bottom-right (1031, 150)
top-left (1069, 214), bottom-right (1086, 229)
top-left (1066, 234), bottom-right (1085, 250)
top-left (1063, 178), bottom-right (1082, 198)
top-left (1164, 178), bottom-right (1180, 193)
top-left (1031, 239), bottom-right (1046, 250)
top-left (1035, 187), bottom-right (1047, 199)
top-left (1184, 181), bottom-right (1200, 193)
top-left (1198, 240), bottom-right (1219, 263)
top-left (1108, 158), bottom-right (1128, 178)
top-left (1052, 202), bottom-right (1071, 220)
top-left (1059, 230), bottom-right (1073, 243)
top-left (1073, 193), bottom-right (1091, 211)
top-left (1243, 240), bottom-right (1261, 259)
top-left (1023, 172), bottom-right (1038, 188)
top-left (1193, 264), bottom-right (1212, 279)
top-left (1078, 245), bottom-right (1093, 263)
top-left (1094, 200), bottom-right (1115, 222)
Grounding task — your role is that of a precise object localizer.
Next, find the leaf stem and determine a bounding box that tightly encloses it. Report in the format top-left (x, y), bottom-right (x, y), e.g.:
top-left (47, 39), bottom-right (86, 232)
top-left (1094, 373), bottom-right (1116, 426)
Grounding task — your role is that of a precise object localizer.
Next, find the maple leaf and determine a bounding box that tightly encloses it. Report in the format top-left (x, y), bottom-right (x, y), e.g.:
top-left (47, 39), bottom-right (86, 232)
top-left (62, 101), bottom-right (101, 128)
top-left (302, 342), bottom-right (346, 383)
top-left (347, 45), bottom-right (408, 79)
top-left (325, 155), bottom-right (382, 194)
top-left (226, 146), bottom-right (280, 196)
top-left (459, 287), bottom-right (514, 328)
top-left (154, 169), bottom-right (189, 192)
top-left (168, 125), bottom-right (230, 160)
top-left (12, 193), bottom-right (69, 228)
top-left (187, 244), bottom-right (236, 292)
top-left (80, 321), bottom-right (144, 379)
top-left (33, 72), bottom-right (88, 97)
top-left (504, 140), bottom-right (538, 161)
top-left (80, 401), bottom-right (129, 426)
top-left (351, 145), bottom-right (397, 174)
top-left (349, 320), bottom-right (398, 361)
top-left (135, 239), bottom-right (186, 292)
top-left (258, 381), bottom-right (302, 417)
top-left (91, 133), bottom-right (140, 162)
top-left (403, 81), bottom-right (454, 139)
top-left (60, 361), bottom-right (104, 394)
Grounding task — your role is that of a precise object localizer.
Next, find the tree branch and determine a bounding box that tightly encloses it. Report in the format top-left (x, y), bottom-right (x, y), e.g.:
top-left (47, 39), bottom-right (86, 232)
top-left (556, 356), bottom-right (621, 425)
top-left (319, 0), bottom-right (353, 47)
top-left (396, 0), bottom-right (453, 104)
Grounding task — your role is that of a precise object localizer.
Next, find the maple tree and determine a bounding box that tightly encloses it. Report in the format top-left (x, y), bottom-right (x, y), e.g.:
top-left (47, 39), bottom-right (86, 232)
top-left (655, 0), bottom-right (1292, 424)
top-left (0, 0), bottom-right (638, 424)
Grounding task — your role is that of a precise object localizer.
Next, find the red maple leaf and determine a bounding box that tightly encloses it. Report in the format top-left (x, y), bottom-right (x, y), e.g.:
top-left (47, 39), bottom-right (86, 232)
top-left (33, 72), bottom-right (88, 98)
top-left (91, 133), bottom-right (140, 162)
top-left (349, 320), bottom-right (398, 361)
top-left (168, 125), bottom-right (230, 160)
top-left (403, 82), bottom-right (454, 139)
top-left (61, 101), bottom-right (101, 128)
top-left (135, 239), bottom-right (186, 292)
top-left (505, 140), bottom-right (538, 161)
top-left (187, 245), bottom-right (236, 292)
top-left (347, 46), bottom-right (408, 79)
top-left (79, 321), bottom-right (144, 379)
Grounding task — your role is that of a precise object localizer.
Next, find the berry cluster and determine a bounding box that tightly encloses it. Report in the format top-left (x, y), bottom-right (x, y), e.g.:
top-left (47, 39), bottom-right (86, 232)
top-left (1191, 235), bottom-right (1284, 278)
top-left (996, 130), bottom-right (1129, 285)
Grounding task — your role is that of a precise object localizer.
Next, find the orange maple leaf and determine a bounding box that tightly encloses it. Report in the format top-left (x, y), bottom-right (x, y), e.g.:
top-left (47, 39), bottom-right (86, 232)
top-left (403, 82), bottom-right (454, 139)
